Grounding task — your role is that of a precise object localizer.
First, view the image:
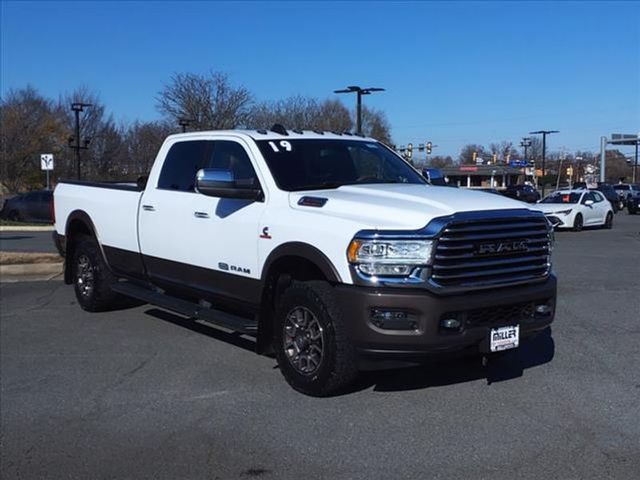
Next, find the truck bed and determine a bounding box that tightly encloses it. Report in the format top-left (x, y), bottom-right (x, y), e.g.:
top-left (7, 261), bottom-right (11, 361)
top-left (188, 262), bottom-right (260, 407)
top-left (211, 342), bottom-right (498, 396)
top-left (54, 180), bottom-right (144, 255)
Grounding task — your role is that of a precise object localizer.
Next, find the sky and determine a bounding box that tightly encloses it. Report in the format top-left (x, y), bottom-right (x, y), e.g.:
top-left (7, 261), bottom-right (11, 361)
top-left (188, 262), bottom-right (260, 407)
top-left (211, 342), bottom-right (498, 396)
top-left (2, 0), bottom-right (639, 158)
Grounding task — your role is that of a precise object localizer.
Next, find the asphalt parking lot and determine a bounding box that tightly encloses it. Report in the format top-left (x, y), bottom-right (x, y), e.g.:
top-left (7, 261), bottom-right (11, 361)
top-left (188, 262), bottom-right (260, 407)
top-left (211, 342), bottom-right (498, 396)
top-left (1, 215), bottom-right (639, 480)
top-left (0, 230), bottom-right (57, 253)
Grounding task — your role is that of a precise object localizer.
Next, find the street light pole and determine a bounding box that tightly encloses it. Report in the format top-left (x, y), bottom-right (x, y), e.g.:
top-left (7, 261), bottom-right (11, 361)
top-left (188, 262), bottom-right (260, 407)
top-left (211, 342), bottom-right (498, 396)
top-left (69, 102), bottom-right (92, 180)
top-left (530, 130), bottom-right (559, 197)
top-left (334, 86), bottom-right (385, 135)
top-left (520, 137), bottom-right (531, 162)
top-left (178, 118), bottom-right (192, 133)
top-left (634, 140), bottom-right (638, 183)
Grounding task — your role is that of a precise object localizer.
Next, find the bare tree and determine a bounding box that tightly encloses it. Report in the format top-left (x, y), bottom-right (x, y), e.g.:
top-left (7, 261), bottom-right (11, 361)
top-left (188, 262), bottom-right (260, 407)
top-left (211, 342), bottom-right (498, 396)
top-left (458, 144), bottom-right (487, 164)
top-left (429, 155), bottom-right (454, 168)
top-left (488, 141), bottom-right (518, 163)
top-left (247, 96), bottom-right (353, 132)
top-left (1, 86), bottom-right (66, 192)
top-left (360, 106), bottom-right (392, 145)
top-left (122, 120), bottom-right (175, 176)
top-left (56, 87), bottom-right (114, 180)
top-left (157, 72), bottom-right (253, 130)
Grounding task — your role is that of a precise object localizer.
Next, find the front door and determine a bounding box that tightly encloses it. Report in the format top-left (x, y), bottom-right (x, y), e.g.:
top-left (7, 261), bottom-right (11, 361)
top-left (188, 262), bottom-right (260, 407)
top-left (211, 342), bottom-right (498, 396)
top-left (138, 137), bottom-right (266, 308)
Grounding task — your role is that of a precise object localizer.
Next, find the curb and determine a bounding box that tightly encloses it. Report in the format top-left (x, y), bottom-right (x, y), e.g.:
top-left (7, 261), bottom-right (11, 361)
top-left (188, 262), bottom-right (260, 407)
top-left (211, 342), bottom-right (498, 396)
top-left (0, 262), bottom-right (63, 283)
top-left (0, 225), bottom-right (55, 232)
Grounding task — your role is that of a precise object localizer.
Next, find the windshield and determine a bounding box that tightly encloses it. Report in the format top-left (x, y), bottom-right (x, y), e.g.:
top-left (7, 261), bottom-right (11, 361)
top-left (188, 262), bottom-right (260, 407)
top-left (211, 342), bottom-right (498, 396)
top-left (541, 192), bottom-right (582, 204)
top-left (256, 139), bottom-right (426, 191)
top-left (613, 185), bottom-right (630, 191)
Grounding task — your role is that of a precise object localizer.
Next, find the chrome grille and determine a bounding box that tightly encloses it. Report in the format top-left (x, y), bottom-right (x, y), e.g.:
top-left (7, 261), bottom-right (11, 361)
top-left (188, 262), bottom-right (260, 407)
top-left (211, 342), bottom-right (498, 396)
top-left (431, 215), bottom-right (551, 289)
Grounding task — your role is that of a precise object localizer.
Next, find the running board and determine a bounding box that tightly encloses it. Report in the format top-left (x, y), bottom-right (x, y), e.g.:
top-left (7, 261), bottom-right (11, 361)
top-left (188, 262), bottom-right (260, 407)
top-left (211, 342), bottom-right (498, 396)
top-left (112, 281), bottom-right (258, 335)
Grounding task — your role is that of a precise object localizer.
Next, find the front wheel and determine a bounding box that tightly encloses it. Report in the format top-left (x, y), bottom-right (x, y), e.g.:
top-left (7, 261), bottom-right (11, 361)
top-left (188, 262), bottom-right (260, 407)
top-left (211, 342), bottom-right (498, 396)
top-left (274, 281), bottom-right (358, 396)
top-left (573, 213), bottom-right (584, 232)
top-left (604, 212), bottom-right (613, 229)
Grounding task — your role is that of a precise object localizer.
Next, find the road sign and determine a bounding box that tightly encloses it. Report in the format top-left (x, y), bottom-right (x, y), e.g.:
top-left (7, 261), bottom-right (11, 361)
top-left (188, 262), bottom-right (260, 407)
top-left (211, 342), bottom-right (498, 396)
top-left (610, 133), bottom-right (639, 145)
top-left (41, 154), bottom-right (54, 171)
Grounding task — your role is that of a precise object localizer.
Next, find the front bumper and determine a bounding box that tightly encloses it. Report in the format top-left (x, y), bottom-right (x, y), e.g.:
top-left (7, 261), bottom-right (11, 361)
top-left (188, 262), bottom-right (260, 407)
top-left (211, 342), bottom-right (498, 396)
top-left (335, 274), bottom-right (556, 368)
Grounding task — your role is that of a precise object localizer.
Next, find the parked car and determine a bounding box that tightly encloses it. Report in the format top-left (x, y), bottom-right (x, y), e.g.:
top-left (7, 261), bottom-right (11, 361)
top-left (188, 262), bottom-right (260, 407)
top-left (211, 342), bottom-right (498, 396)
top-left (627, 195), bottom-right (640, 214)
top-left (612, 184), bottom-right (640, 211)
top-left (502, 184), bottom-right (540, 203)
top-left (573, 182), bottom-right (621, 213)
top-left (54, 128), bottom-right (556, 396)
top-left (535, 190), bottom-right (614, 231)
top-left (0, 190), bottom-right (53, 223)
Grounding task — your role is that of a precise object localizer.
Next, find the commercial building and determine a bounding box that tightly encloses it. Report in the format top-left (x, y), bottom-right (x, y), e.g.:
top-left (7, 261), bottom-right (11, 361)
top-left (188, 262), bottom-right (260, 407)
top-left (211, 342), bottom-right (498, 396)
top-left (441, 165), bottom-right (534, 189)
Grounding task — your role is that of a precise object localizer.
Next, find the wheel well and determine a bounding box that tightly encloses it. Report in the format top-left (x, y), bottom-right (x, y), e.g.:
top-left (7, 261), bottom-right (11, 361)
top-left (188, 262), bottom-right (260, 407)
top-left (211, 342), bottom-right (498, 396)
top-left (256, 256), bottom-right (331, 354)
top-left (64, 219), bottom-right (95, 283)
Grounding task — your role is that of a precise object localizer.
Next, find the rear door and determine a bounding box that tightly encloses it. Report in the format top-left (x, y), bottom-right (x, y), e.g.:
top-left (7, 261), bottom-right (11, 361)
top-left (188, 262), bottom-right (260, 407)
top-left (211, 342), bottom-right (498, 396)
top-left (580, 192), bottom-right (598, 224)
top-left (591, 191), bottom-right (609, 223)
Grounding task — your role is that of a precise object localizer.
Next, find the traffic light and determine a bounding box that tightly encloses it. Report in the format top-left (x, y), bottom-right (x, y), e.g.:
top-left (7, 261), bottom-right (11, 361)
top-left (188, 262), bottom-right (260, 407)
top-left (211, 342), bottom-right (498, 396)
top-left (407, 143), bottom-right (413, 159)
top-left (426, 141), bottom-right (432, 155)
top-left (492, 153), bottom-right (497, 164)
top-left (472, 151), bottom-right (477, 163)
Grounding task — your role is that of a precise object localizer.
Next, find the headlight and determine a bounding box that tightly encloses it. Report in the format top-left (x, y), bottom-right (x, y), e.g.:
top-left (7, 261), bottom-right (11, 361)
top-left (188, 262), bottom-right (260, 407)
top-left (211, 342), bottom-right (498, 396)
top-left (554, 209), bottom-right (572, 215)
top-left (347, 239), bottom-right (434, 277)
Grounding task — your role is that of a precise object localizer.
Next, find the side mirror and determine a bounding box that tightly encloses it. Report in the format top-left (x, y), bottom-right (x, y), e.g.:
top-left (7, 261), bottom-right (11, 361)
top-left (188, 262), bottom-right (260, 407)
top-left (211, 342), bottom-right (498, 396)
top-left (584, 199), bottom-right (594, 206)
top-left (195, 169), bottom-right (262, 200)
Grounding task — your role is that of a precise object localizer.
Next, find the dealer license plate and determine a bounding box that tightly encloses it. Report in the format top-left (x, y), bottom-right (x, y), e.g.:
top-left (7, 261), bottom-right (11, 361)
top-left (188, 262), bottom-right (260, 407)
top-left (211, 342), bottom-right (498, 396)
top-left (490, 325), bottom-right (519, 352)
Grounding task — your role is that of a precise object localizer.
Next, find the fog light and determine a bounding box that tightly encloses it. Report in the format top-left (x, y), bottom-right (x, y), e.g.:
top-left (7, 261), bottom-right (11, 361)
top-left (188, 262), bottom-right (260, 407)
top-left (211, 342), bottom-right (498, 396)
top-left (535, 304), bottom-right (552, 315)
top-left (440, 318), bottom-right (461, 330)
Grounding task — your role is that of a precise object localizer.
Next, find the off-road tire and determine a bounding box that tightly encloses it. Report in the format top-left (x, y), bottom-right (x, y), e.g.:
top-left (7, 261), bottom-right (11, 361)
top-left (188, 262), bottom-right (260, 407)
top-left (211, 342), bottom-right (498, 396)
top-left (572, 213), bottom-right (583, 232)
top-left (274, 280), bottom-right (358, 397)
top-left (71, 235), bottom-right (125, 312)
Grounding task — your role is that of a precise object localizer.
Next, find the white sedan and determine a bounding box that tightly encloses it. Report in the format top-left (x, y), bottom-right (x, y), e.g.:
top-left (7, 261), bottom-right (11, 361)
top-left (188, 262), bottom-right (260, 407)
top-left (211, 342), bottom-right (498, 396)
top-left (535, 190), bottom-right (614, 231)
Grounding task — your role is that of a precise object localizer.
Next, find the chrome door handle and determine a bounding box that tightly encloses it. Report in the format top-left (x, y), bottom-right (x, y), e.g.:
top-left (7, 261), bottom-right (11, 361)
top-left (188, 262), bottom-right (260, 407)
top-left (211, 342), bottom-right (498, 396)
top-left (142, 205), bottom-right (155, 212)
top-left (194, 211), bottom-right (209, 219)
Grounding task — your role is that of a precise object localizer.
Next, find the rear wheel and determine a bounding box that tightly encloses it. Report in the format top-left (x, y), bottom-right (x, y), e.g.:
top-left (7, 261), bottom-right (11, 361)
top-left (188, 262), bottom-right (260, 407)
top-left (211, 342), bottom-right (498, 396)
top-left (71, 236), bottom-right (124, 312)
top-left (274, 281), bottom-right (358, 396)
top-left (572, 213), bottom-right (583, 232)
top-left (604, 212), bottom-right (613, 229)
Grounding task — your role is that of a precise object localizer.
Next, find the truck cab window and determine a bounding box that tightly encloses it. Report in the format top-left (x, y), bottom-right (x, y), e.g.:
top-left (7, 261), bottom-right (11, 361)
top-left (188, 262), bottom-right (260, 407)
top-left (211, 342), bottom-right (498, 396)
top-left (158, 141), bottom-right (214, 191)
top-left (210, 141), bottom-right (259, 188)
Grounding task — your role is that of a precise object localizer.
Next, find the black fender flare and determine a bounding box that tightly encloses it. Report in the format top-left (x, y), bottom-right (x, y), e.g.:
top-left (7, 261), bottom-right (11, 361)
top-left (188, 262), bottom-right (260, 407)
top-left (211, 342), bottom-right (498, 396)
top-left (256, 242), bottom-right (342, 354)
top-left (63, 210), bottom-right (110, 283)
top-left (260, 242), bottom-right (342, 284)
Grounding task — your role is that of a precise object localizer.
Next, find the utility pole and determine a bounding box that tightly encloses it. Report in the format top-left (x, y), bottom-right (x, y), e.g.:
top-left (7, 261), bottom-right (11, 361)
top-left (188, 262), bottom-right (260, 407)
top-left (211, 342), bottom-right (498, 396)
top-left (530, 130), bottom-right (559, 197)
top-left (68, 103), bottom-right (92, 180)
top-left (599, 136), bottom-right (607, 183)
top-left (334, 86), bottom-right (385, 135)
top-left (634, 140), bottom-right (639, 183)
top-left (178, 118), bottom-right (192, 133)
top-left (520, 137), bottom-right (532, 162)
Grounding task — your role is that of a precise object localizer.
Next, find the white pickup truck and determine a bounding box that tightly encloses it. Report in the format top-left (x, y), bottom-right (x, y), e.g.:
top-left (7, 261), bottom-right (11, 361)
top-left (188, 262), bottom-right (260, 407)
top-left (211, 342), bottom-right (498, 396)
top-left (54, 127), bottom-right (556, 396)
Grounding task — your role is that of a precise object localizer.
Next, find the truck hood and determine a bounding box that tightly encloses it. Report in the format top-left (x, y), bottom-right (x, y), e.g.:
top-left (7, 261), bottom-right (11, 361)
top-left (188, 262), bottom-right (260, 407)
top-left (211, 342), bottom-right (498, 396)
top-left (289, 184), bottom-right (532, 230)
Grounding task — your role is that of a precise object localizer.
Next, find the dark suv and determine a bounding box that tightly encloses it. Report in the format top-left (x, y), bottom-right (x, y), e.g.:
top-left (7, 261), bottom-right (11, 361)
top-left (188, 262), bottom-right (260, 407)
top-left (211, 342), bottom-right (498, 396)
top-left (503, 184), bottom-right (540, 203)
top-left (613, 184), bottom-right (640, 211)
top-left (0, 190), bottom-right (54, 223)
